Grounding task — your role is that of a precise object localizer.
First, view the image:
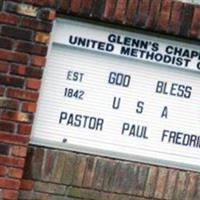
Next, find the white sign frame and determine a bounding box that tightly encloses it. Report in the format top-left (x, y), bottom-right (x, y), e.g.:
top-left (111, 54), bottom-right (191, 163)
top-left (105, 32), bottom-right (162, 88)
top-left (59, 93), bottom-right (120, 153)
top-left (31, 18), bottom-right (200, 172)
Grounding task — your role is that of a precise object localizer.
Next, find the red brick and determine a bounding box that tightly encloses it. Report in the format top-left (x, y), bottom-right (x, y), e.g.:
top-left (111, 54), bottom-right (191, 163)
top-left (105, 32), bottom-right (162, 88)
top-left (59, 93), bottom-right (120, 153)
top-left (0, 120), bottom-right (15, 133)
top-left (1, 25), bottom-right (33, 41)
top-left (190, 7), bottom-right (200, 38)
top-left (0, 12), bottom-right (20, 25)
top-left (0, 37), bottom-right (14, 50)
top-left (16, 41), bottom-right (48, 56)
top-left (0, 74), bottom-right (24, 88)
top-left (38, 9), bottom-right (56, 21)
top-left (0, 99), bottom-right (19, 110)
top-left (0, 62), bottom-right (9, 73)
top-left (3, 189), bottom-right (18, 200)
top-left (114, 0), bottom-right (127, 23)
top-left (0, 86), bottom-right (5, 96)
top-left (23, 147), bottom-right (44, 179)
top-left (146, 0), bottom-right (162, 29)
top-left (81, 0), bottom-right (93, 16)
top-left (1, 110), bottom-right (33, 123)
top-left (35, 32), bottom-right (50, 44)
top-left (156, 0), bottom-right (172, 32)
top-left (0, 177), bottom-right (20, 189)
top-left (59, 0), bottom-right (70, 13)
top-left (91, 0), bottom-right (106, 18)
top-left (0, 155), bottom-right (24, 168)
top-left (26, 79), bottom-right (41, 90)
top-left (0, 132), bottom-right (29, 145)
top-left (31, 55), bottom-right (46, 67)
top-left (17, 123), bottom-right (32, 135)
top-left (22, 102), bottom-right (37, 113)
top-left (169, 1), bottom-right (183, 35)
top-left (0, 166), bottom-right (8, 176)
top-left (179, 4), bottom-right (194, 37)
top-left (21, 17), bottom-right (53, 33)
top-left (24, 0), bottom-right (57, 7)
top-left (136, 0), bottom-right (151, 26)
top-left (0, 143), bottom-right (10, 155)
top-left (10, 64), bottom-right (43, 79)
top-left (103, 0), bottom-right (116, 20)
top-left (11, 146), bottom-right (27, 157)
top-left (0, 49), bottom-right (29, 64)
top-left (126, 0), bottom-right (139, 25)
top-left (70, 0), bottom-right (82, 14)
top-left (7, 88), bottom-right (39, 102)
top-left (9, 168), bottom-right (23, 179)
top-left (20, 179), bottom-right (34, 190)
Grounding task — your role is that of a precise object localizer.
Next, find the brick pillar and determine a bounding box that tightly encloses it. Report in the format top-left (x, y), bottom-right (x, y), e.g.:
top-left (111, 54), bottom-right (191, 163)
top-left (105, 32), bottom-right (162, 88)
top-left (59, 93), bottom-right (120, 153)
top-left (0, 1), bottom-right (56, 199)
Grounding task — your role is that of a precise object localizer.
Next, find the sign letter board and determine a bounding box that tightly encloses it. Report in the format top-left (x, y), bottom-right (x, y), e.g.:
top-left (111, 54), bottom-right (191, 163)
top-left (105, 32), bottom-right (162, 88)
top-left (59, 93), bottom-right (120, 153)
top-left (31, 19), bottom-right (200, 172)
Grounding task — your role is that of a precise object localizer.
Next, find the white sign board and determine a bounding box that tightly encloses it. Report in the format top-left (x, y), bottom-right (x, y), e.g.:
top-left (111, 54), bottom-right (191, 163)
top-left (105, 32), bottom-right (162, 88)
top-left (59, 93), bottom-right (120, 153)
top-left (31, 19), bottom-right (200, 172)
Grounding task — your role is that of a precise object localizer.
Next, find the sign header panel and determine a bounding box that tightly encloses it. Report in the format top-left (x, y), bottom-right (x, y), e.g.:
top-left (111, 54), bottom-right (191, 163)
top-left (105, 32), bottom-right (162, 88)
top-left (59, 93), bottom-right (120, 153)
top-left (53, 20), bottom-right (200, 73)
top-left (31, 19), bottom-right (200, 171)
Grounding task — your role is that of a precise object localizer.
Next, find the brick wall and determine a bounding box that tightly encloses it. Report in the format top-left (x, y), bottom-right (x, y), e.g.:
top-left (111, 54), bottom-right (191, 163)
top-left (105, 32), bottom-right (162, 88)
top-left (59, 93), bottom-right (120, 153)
top-left (0, 0), bottom-right (200, 199)
top-left (18, 146), bottom-right (200, 200)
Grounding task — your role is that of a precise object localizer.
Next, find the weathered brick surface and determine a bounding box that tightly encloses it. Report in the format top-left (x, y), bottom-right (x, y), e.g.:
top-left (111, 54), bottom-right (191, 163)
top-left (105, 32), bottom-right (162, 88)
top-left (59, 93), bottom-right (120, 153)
top-left (23, 147), bottom-right (44, 180)
top-left (135, 0), bottom-right (151, 27)
top-left (0, 177), bottom-right (20, 189)
top-left (41, 149), bottom-right (57, 182)
top-left (1, 110), bottom-right (33, 123)
top-left (144, 166), bottom-right (158, 198)
top-left (0, 98), bottom-right (19, 110)
top-left (0, 36), bottom-right (14, 50)
top-left (72, 154), bottom-right (87, 186)
top-left (0, 132), bottom-right (29, 145)
top-left (0, 156), bottom-right (25, 168)
top-left (154, 167), bottom-right (168, 199)
top-left (10, 64), bottom-right (43, 79)
top-left (190, 6), bottom-right (200, 38)
top-left (102, 159), bottom-right (118, 192)
top-left (34, 181), bottom-right (66, 195)
top-left (174, 171), bottom-right (188, 200)
top-left (1, 0), bottom-right (200, 199)
top-left (82, 156), bottom-right (97, 188)
top-left (92, 158), bottom-right (107, 190)
top-left (3, 189), bottom-right (18, 200)
top-left (169, 1), bottom-right (183, 34)
top-left (0, 12), bottom-right (20, 25)
top-left (164, 169), bottom-right (178, 200)
top-left (126, 0), bottom-right (139, 25)
top-left (20, 179), bottom-right (34, 191)
top-left (180, 3), bottom-right (195, 37)
top-left (1, 25), bottom-right (33, 41)
top-left (103, 0), bottom-right (116, 21)
top-left (61, 152), bottom-right (76, 185)
top-left (9, 168), bottom-right (23, 179)
top-left (185, 172), bottom-right (199, 200)
top-left (114, 0), bottom-right (127, 23)
top-left (7, 88), bottom-right (39, 102)
top-left (0, 62), bottom-right (9, 73)
top-left (0, 144), bottom-right (10, 155)
top-left (17, 123), bottom-right (32, 135)
top-left (81, 0), bottom-right (93, 16)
